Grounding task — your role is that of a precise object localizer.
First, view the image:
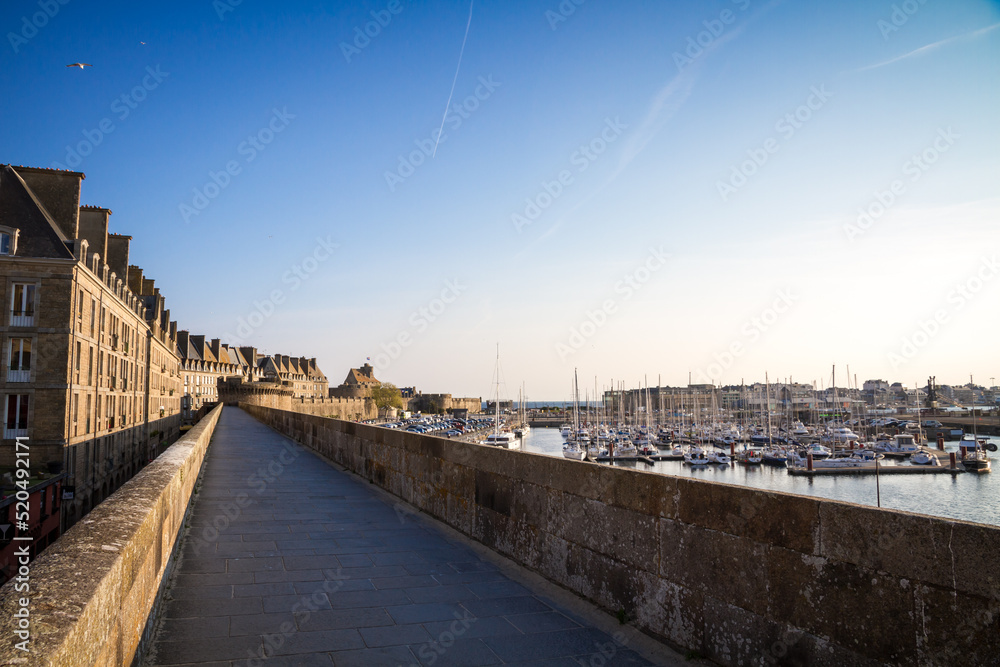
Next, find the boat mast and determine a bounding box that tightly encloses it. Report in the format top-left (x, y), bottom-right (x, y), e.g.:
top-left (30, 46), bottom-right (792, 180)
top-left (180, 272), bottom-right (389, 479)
top-left (494, 343), bottom-right (500, 438)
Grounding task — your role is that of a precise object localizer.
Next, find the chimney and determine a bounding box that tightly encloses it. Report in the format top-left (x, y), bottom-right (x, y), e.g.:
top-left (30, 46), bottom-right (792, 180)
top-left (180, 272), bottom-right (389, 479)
top-left (106, 234), bottom-right (132, 284)
top-left (240, 347), bottom-right (257, 367)
top-left (127, 265), bottom-right (144, 295)
top-left (176, 331), bottom-right (190, 358)
top-left (210, 338), bottom-right (221, 360)
top-left (78, 207), bottom-right (111, 265)
top-left (190, 334), bottom-right (206, 357)
top-left (12, 166), bottom-right (84, 239)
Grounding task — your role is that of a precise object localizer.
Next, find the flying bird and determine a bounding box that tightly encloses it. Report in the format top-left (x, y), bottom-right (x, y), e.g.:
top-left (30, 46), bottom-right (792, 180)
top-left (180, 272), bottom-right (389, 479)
top-left (67, 63), bottom-right (92, 68)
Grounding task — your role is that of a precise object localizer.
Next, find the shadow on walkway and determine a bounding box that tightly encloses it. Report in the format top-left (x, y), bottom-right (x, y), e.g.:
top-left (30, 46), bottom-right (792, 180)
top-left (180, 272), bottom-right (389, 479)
top-left (145, 407), bottom-right (665, 666)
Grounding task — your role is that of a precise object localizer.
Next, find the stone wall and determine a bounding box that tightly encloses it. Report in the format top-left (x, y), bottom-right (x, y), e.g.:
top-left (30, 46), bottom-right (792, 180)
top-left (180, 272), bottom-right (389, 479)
top-left (404, 394), bottom-right (481, 414)
top-left (242, 404), bottom-right (1000, 666)
top-left (218, 378), bottom-right (293, 410)
top-left (0, 404), bottom-right (223, 666)
top-left (292, 396), bottom-right (375, 421)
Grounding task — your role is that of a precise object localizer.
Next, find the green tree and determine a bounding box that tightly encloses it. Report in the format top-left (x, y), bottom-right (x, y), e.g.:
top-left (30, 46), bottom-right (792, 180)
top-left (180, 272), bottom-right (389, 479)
top-left (370, 382), bottom-right (404, 411)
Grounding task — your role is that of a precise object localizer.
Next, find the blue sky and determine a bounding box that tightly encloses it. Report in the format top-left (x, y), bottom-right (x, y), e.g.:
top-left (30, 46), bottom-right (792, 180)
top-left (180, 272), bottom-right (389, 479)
top-left (2, 0), bottom-right (998, 400)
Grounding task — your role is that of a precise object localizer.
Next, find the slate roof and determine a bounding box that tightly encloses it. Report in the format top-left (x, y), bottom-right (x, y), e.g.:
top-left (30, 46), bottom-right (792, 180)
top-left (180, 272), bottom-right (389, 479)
top-left (0, 164), bottom-right (75, 259)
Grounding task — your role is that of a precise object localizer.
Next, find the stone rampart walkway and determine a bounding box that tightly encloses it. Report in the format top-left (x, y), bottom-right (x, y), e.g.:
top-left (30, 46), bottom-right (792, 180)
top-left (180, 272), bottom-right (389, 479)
top-left (146, 408), bottom-right (679, 666)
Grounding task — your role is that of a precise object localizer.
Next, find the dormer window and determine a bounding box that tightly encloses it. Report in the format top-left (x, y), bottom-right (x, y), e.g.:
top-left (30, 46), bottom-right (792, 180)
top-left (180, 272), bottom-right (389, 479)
top-left (0, 227), bottom-right (18, 255)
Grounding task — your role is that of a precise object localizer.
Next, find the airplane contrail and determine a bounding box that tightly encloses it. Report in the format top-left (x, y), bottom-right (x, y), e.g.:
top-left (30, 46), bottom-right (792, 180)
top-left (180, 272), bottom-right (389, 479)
top-left (432, 0), bottom-right (475, 158)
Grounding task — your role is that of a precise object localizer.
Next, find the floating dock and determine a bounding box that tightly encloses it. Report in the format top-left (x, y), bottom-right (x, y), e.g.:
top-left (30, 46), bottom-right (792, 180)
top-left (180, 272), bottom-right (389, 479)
top-left (788, 465), bottom-right (961, 476)
top-left (594, 455), bottom-right (656, 465)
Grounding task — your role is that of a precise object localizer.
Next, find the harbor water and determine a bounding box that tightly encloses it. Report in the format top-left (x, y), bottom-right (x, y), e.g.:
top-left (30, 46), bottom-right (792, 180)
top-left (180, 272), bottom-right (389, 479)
top-left (519, 428), bottom-right (1000, 527)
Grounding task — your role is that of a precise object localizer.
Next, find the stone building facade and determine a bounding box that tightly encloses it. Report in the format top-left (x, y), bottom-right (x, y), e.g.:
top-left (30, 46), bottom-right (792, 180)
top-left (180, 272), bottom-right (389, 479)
top-left (177, 333), bottom-right (264, 420)
top-left (0, 164), bottom-right (182, 531)
top-left (259, 354), bottom-right (328, 398)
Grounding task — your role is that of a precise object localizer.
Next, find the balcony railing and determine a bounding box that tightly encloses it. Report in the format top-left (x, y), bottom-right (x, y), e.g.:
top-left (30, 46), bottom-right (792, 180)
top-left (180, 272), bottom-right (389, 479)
top-left (3, 428), bottom-right (27, 439)
top-left (9, 311), bottom-right (34, 327)
top-left (7, 369), bottom-right (30, 383)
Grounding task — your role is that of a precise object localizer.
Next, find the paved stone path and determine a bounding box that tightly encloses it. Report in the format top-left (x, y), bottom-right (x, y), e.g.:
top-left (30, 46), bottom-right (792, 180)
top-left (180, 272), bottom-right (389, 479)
top-left (146, 408), bottom-right (671, 666)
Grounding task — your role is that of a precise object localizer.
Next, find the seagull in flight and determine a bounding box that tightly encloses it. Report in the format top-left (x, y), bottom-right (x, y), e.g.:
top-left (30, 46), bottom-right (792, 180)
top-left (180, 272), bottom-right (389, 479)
top-left (67, 63), bottom-right (92, 68)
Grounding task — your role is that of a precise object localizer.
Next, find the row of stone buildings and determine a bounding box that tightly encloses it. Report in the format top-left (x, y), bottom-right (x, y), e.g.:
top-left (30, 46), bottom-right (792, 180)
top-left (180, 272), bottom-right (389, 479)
top-left (0, 165), bottom-right (328, 578)
top-left (176, 331), bottom-right (328, 419)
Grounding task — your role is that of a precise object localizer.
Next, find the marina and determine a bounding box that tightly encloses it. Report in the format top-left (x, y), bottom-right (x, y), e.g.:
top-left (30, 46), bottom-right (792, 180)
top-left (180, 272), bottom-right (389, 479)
top-left (516, 427), bottom-right (1000, 527)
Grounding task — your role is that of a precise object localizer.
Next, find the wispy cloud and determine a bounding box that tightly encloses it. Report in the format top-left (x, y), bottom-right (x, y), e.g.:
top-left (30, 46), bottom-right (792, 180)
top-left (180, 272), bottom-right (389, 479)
top-left (857, 22), bottom-right (1000, 72)
top-left (513, 8), bottom-right (758, 258)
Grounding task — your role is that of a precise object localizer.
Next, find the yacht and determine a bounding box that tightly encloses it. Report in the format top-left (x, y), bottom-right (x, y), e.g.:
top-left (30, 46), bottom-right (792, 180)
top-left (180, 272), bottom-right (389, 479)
top-left (706, 450), bottom-right (731, 465)
top-left (875, 433), bottom-right (919, 454)
top-left (803, 443), bottom-right (832, 459)
top-left (562, 439), bottom-right (586, 460)
top-left (824, 425), bottom-right (861, 443)
top-left (911, 450), bottom-right (938, 466)
top-left (761, 448), bottom-right (788, 466)
top-left (684, 446), bottom-right (709, 465)
top-left (811, 452), bottom-right (885, 469)
top-left (790, 421), bottom-right (811, 438)
top-left (959, 435), bottom-right (991, 472)
top-left (484, 431), bottom-right (520, 449)
top-left (613, 439), bottom-right (638, 457)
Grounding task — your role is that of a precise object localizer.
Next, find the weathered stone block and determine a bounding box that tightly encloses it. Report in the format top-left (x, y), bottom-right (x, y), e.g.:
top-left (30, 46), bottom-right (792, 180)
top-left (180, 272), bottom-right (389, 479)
top-left (676, 477), bottom-right (820, 554)
top-left (548, 492), bottom-right (658, 573)
top-left (659, 518), bottom-right (769, 617)
top-left (765, 544), bottom-right (917, 663)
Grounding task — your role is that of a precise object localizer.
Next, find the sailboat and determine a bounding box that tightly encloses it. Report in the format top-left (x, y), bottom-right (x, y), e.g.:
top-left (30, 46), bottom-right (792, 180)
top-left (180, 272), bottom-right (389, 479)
top-left (482, 345), bottom-right (520, 450)
top-left (960, 375), bottom-right (991, 472)
top-left (563, 369), bottom-right (586, 460)
top-left (513, 383), bottom-right (530, 437)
